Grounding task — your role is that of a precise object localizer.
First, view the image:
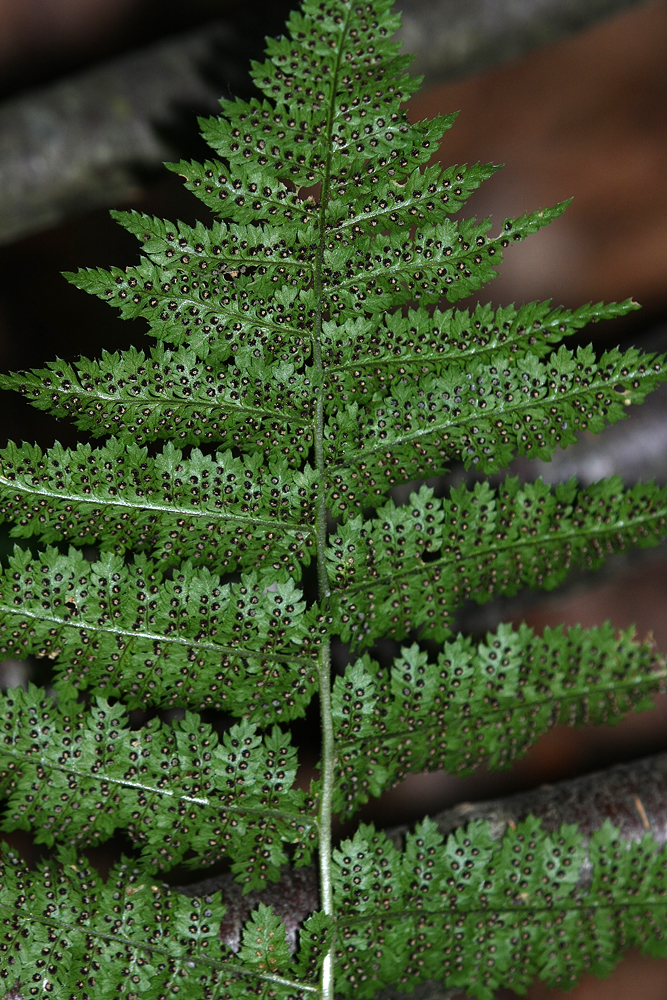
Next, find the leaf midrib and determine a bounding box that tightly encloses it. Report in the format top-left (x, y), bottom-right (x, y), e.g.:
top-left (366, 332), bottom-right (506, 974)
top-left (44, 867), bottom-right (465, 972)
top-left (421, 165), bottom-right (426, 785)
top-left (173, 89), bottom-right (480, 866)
top-left (0, 604), bottom-right (313, 666)
top-left (0, 474), bottom-right (312, 534)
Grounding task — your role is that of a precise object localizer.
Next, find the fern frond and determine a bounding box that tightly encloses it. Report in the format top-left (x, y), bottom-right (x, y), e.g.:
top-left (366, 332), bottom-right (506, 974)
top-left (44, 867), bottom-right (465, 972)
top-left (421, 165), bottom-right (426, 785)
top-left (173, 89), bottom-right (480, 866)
top-left (3, 818), bottom-right (666, 1000)
top-left (325, 345), bottom-right (666, 513)
top-left (0, 440), bottom-right (315, 575)
top-left (3, 301), bottom-right (637, 458)
top-left (168, 157), bottom-right (321, 226)
top-left (0, 848), bottom-right (319, 998)
top-left (0, 687), bottom-right (315, 880)
top-left (322, 299), bottom-right (639, 397)
top-left (0, 344), bottom-right (313, 452)
top-left (331, 623), bottom-right (666, 817)
top-left (2, 0), bottom-right (667, 995)
top-left (332, 818), bottom-right (667, 1000)
top-left (204, 34), bottom-right (441, 180)
top-left (325, 161), bottom-right (500, 233)
top-left (66, 203), bottom-right (564, 351)
top-left (325, 204), bottom-right (570, 315)
top-left (111, 211), bottom-right (308, 279)
top-left (0, 548), bottom-right (321, 720)
top-left (171, 157), bottom-right (498, 230)
top-left (64, 259), bottom-right (310, 362)
top-left (329, 478), bottom-right (667, 646)
top-left (238, 904), bottom-right (295, 973)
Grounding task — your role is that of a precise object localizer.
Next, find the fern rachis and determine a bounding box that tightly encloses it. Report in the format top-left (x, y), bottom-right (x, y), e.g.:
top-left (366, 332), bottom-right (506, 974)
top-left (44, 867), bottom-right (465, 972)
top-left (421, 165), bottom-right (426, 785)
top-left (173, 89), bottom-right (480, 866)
top-left (0, 1), bottom-right (666, 998)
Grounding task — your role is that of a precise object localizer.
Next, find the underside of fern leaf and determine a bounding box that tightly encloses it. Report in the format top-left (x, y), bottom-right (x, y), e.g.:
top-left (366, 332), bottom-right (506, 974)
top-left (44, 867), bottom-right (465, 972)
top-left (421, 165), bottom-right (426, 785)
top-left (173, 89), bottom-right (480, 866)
top-left (0, 1), bottom-right (666, 998)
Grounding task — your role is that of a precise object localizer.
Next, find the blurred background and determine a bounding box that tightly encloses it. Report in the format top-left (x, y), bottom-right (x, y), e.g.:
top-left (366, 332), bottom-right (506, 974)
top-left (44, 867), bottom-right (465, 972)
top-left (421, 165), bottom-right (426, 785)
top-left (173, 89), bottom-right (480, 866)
top-left (0, 1), bottom-right (666, 997)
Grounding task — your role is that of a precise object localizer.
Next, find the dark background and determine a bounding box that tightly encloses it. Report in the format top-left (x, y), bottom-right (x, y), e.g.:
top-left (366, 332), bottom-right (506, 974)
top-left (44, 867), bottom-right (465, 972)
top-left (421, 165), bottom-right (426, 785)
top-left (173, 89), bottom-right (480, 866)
top-left (1, 1), bottom-right (666, 997)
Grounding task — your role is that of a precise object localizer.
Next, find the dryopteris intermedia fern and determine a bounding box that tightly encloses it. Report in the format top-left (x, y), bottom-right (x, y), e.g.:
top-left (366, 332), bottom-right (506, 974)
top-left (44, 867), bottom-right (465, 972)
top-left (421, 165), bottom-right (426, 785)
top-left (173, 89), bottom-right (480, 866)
top-left (0, 1), bottom-right (667, 997)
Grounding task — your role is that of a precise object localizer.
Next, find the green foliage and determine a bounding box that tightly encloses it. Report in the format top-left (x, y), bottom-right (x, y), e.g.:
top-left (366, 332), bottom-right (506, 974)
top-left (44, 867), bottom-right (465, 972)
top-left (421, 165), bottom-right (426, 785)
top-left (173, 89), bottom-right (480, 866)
top-left (331, 818), bottom-right (667, 1000)
top-left (0, 547), bottom-right (322, 719)
top-left (332, 622), bottom-right (664, 818)
top-left (0, 848), bottom-right (317, 1000)
top-left (0, 687), bottom-right (315, 881)
top-left (0, 440), bottom-right (318, 574)
top-left (0, 0), bottom-right (666, 997)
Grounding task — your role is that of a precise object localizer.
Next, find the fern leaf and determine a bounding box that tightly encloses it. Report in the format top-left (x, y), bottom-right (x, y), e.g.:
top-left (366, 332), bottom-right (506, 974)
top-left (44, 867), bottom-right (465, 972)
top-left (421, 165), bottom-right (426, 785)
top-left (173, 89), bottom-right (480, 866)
top-left (326, 161), bottom-right (500, 233)
top-left (67, 200), bottom-right (568, 356)
top-left (329, 478), bottom-right (667, 646)
top-left (0, 687), bottom-right (315, 879)
top-left (2, 0), bottom-right (667, 995)
top-left (325, 344), bottom-right (666, 513)
top-left (0, 440), bottom-right (315, 576)
top-left (0, 547), bottom-right (321, 720)
top-left (323, 299), bottom-right (639, 398)
top-left (0, 343), bottom-right (313, 452)
top-left (111, 211), bottom-right (308, 279)
top-left (65, 51), bottom-right (568, 356)
top-left (325, 204), bottom-right (570, 315)
top-left (0, 848), bottom-right (316, 998)
top-left (63, 259), bottom-right (309, 363)
top-left (202, 72), bottom-right (442, 183)
top-left (293, 911), bottom-right (332, 982)
top-left (332, 818), bottom-right (667, 1000)
top-left (3, 300), bottom-right (637, 455)
top-left (238, 904), bottom-right (293, 973)
top-left (331, 623), bottom-right (666, 817)
top-left (173, 155), bottom-right (498, 230)
top-left (167, 158), bottom-right (320, 227)
top-left (65, 210), bottom-right (317, 361)
top-left (4, 819), bottom-right (666, 1000)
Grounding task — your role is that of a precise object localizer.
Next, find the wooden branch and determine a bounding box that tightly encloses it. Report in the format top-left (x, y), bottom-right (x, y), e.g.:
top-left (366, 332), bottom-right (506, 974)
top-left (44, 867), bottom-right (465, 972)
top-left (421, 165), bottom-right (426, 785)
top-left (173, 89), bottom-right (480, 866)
top-left (0, 21), bottom-right (244, 246)
top-left (398, 0), bottom-right (648, 84)
top-left (177, 751), bottom-right (667, 998)
top-left (0, 0), bottom-right (651, 246)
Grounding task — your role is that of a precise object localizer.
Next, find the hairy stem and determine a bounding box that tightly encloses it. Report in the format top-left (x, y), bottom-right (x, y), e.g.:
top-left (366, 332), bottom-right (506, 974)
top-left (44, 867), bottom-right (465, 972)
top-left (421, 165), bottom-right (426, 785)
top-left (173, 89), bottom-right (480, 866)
top-left (315, 632), bottom-right (335, 998)
top-left (314, 260), bottom-right (333, 983)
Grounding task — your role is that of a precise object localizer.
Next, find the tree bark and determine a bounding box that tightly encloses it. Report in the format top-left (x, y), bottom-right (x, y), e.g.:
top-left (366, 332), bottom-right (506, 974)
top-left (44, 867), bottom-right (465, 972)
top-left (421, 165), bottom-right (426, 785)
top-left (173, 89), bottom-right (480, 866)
top-left (398, 0), bottom-right (649, 84)
top-left (0, 22), bottom-right (244, 246)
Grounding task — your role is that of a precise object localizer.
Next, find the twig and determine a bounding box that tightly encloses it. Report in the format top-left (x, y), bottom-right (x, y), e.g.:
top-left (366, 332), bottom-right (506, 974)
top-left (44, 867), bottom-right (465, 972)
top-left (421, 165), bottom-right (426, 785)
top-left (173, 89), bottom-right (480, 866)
top-left (0, 21), bottom-right (244, 246)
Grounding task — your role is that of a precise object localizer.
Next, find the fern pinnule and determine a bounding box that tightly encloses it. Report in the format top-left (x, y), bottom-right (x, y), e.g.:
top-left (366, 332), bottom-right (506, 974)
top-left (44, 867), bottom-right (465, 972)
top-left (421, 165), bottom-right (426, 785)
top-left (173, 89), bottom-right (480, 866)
top-left (0, 547), bottom-right (322, 719)
top-left (332, 622), bottom-right (665, 818)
